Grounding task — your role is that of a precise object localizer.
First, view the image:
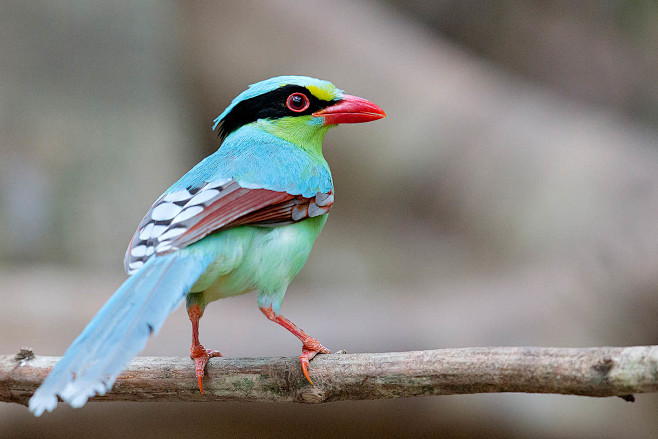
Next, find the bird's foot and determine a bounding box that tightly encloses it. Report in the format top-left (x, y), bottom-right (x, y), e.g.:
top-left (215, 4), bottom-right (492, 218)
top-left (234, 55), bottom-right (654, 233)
top-left (190, 344), bottom-right (222, 394)
top-left (300, 338), bottom-right (330, 385)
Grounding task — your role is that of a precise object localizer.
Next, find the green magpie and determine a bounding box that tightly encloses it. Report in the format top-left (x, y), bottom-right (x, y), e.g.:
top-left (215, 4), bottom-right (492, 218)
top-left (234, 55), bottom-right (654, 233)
top-left (29, 75), bottom-right (386, 415)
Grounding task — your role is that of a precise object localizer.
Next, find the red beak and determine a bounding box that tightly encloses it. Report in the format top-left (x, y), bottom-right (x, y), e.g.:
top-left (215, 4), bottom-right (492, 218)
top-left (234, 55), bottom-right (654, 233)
top-left (313, 94), bottom-right (386, 126)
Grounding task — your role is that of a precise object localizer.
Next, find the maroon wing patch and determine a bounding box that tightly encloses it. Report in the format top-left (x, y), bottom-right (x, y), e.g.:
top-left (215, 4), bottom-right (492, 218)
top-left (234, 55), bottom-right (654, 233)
top-left (124, 178), bottom-right (333, 274)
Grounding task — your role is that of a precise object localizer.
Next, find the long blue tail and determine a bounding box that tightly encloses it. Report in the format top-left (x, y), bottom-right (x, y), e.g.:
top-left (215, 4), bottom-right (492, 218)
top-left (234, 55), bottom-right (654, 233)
top-left (29, 251), bottom-right (213, 416)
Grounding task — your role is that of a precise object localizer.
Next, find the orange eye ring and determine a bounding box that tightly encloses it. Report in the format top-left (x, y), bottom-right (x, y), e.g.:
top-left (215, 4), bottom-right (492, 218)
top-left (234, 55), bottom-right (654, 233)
top-left (286, 93), bottom-right (310, 112)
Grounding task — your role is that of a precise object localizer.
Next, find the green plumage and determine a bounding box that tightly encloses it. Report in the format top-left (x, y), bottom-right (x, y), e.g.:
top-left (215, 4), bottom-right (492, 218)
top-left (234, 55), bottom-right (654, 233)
top-left (188, 214), bottom-right (328, 314)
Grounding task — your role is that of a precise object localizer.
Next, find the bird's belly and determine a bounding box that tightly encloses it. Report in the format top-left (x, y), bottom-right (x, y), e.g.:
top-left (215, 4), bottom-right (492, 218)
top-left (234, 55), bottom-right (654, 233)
top-left (190, 215), bottom-right (328, 304)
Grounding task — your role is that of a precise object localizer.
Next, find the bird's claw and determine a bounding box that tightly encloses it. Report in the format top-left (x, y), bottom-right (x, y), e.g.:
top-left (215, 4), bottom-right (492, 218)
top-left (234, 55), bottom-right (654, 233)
top-left (300, 339), bottom-right (330, 385)
top-left (190, 344), bottom-right (222, 394)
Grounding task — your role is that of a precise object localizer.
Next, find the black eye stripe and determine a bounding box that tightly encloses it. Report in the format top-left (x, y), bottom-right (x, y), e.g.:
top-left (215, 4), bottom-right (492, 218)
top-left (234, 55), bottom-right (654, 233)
top-left (217, 85), bottom-right (337, 140)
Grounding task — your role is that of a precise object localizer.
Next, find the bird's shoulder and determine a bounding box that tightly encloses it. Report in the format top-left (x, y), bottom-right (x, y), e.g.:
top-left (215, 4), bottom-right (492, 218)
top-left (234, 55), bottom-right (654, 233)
top-left (169, 126), bottom-right (333, 197)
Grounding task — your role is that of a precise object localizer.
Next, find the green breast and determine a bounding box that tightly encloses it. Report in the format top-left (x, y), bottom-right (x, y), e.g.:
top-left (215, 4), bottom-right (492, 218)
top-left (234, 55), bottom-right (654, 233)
top-left (189, 215), bottom-right (328, 304)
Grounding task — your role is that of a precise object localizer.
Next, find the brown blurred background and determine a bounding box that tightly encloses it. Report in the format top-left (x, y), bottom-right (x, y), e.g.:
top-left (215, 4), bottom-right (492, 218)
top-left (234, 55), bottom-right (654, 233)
top-left (1, 0), bottom-right (658, 437)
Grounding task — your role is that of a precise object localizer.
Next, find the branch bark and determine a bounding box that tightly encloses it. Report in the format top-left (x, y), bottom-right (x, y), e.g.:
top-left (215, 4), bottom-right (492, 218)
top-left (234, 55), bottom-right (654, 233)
top-left (2, 346), bottom-right (657, 406)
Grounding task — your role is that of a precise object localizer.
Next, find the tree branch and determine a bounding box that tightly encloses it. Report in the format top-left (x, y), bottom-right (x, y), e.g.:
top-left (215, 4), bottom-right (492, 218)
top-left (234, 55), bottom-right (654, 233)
top-left (2, 346), bottom-right (657, 406)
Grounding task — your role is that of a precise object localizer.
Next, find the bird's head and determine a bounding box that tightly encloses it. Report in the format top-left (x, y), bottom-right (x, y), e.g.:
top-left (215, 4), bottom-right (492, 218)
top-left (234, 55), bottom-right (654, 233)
top-left (212, 76), bottom-right (385, 154)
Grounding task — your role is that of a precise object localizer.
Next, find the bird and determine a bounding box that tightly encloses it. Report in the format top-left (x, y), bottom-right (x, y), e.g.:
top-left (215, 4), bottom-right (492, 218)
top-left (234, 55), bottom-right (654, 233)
top-left (28, 75), bottom-right (386, 415)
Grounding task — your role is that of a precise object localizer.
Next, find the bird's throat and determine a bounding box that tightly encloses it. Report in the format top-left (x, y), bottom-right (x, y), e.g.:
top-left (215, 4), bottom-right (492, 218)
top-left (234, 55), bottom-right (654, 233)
top-left (253, 117), bottom-right (330, 158)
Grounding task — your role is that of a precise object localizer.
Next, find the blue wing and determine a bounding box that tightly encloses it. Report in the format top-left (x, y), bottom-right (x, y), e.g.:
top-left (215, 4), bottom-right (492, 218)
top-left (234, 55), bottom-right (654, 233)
top-left (123, 127), bottom-right (334, 273)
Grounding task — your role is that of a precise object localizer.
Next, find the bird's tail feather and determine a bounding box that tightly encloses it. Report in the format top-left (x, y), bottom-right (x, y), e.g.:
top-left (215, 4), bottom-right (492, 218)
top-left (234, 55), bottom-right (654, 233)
top-left (29, 250), bottom-right (213, 416)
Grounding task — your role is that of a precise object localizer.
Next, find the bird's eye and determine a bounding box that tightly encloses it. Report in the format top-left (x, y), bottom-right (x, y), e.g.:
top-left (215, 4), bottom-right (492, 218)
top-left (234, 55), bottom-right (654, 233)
top-left (286, 93), bottom-right (310, 112)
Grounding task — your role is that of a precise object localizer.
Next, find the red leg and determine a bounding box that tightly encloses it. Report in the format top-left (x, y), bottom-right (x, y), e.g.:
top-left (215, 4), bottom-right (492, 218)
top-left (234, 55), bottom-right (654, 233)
top-left (188, 304), bottom-right (222, 394)
top-left (260, 306), bottom-right (330, 385)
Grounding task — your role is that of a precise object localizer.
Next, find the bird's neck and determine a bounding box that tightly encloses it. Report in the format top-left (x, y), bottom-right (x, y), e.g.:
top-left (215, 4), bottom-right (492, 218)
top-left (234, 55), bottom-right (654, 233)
top-left (251, 117), bottom-right (330, 158)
